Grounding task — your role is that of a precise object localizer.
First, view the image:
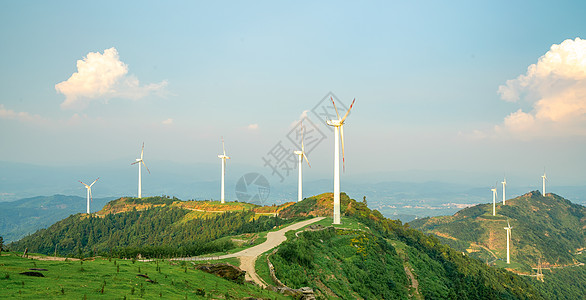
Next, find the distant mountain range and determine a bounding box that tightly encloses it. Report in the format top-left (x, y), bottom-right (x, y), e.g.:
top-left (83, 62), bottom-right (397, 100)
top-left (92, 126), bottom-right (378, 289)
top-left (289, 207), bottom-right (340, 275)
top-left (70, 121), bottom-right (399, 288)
top-left (3, 161), bottom-right (586, 224)
top-left (0, 195), bottom-right (115, 242)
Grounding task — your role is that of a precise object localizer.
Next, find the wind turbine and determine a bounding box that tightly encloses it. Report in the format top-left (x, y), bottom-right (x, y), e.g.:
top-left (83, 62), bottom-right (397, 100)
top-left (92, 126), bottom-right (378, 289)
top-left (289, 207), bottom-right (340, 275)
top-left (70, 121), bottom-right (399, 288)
top-left (79, 178), bottom-right (99, 214)
top-left (491, 185), bottom-right (498, 216)
top-left (293, 122), bottom-right (311, 202)
top-left (501, 177), bottom-right (507, 205)
top-left (541, 170), bottom-right (547, 196)
top-left (218, 137), bottom-right (230, 204)
top-left (131, 143), bottom-right (150, 198)
top-left (504, 220), bottom-right (513, 264)
top-left (326, 97), bottom-right (355, 225)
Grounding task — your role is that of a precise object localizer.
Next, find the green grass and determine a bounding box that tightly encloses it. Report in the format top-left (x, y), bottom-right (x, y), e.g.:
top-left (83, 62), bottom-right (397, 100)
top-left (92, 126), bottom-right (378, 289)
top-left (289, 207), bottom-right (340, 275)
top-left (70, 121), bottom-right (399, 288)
top-left (254, 251), bottom-right (275, 287)
top-left (0, 252), bottom-right (288, 299)
top-left (311, 216), bottom-right (370, 231)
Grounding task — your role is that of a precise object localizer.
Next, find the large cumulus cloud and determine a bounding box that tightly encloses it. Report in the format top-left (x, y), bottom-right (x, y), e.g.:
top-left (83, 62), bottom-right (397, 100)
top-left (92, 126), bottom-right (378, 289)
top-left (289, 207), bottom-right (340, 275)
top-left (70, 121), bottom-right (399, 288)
top-left (55, 48), bottom-right (167, 110)
top-left (496, 38), bottom-right (586, 137)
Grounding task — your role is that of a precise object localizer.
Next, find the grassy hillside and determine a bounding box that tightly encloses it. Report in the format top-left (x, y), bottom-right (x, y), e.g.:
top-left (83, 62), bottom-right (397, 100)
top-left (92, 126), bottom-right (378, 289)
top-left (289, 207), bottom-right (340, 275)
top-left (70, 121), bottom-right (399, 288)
top-left (410, 191), bottom-right (586, 270)
top-left (271, 193), bottom-right (548, 299)
top-left (0, 252), bottom-right (286, 299)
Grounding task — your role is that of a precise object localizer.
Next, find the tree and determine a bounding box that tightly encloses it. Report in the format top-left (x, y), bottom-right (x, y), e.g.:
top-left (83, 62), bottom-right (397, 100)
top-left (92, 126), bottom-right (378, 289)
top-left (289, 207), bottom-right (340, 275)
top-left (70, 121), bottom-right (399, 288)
top-left (0, 236), bottom-right (3, 254)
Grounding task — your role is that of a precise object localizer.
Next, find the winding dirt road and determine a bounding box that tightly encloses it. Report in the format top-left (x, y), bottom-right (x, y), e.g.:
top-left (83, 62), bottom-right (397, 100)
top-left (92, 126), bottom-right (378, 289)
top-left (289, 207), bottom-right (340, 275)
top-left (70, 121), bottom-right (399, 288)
top-left (176, 217), bottom-right (325, 287)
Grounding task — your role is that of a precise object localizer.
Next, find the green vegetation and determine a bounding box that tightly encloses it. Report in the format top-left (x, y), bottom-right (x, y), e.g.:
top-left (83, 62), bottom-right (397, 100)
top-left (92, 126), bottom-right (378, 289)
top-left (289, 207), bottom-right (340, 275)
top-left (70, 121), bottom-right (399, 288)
top-left (0, 252), bottom-right (285, 299)
top-left (10, 205), bottom-right (290, 259)
top-left (410, 191), bottom-right (586, 270)
top-left (271, 227), bottom-right (409, 299)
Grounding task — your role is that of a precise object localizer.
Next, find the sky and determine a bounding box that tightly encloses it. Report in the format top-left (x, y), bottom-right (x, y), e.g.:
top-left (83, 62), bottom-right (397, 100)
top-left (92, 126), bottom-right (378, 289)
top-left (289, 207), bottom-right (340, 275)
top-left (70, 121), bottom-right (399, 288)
top-left (2, 1), bottom-right (586, 200)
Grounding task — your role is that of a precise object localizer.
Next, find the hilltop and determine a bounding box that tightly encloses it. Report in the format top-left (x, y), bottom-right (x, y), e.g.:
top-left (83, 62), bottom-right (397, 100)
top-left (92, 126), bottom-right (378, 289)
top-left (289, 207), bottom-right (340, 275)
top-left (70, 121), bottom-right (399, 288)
top-left (410, 191), bottom-right (586, 271)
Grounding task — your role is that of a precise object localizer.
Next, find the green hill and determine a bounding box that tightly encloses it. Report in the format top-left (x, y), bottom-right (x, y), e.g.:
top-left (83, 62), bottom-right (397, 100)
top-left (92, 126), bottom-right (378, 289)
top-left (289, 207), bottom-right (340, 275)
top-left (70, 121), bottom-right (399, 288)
top-left (409, 191), bottom-right (586, 271)
top-left (272, 193), bottom-right (547, 299)
top-left (9, 196), bottom-right (292, 258)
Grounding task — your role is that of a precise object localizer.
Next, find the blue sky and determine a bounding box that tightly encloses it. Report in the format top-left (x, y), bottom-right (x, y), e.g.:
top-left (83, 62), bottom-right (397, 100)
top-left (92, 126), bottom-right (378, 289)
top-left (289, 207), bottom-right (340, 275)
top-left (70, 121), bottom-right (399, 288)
top-left (2, 1), bottom-right (586, 194)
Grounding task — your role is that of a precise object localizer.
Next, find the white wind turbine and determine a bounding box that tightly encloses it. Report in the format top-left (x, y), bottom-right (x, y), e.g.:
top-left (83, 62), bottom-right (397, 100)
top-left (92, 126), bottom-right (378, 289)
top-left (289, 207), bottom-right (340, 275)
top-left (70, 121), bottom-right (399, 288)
top-left (541, 170), bottom-right (547, 196)
top-left (326, 97), bottom-right (355, 225)
top-left (131, 143), bottom-right (150, 198)
top-left (218, 137), bottom-right (230, 204)
top-left (501, 177), bottom-right (507, 205)
top-left (491, 184), bottom-right (498, 216)
top-left (504, 220), bottom-right (513, 264)
top-left (293, 122), bottom-right (311, 202)
top-left (79, 178), bottom-right (99, 214)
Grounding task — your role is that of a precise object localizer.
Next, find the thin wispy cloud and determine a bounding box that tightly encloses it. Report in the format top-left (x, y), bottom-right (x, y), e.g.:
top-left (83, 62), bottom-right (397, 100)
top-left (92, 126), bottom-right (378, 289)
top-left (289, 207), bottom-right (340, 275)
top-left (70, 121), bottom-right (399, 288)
top-left (55, 47), bottom-right (167, 110)
top-left (247, 123), bottom-right (259, 130)
top-left (162, 118), bottom-right (174, 125)
top-left (495, 37), bottom-right (586, 138)
top-left (0, 104), bottom-right (44, 123)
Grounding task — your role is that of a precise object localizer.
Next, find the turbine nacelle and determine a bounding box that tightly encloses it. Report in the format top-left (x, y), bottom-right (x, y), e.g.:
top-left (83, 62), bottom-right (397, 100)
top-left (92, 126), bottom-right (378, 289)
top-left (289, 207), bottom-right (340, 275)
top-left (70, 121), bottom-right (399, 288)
top-left (326, 119), bottom-right (343, 127)
top-left (218, 155), bottom-right (230, 159)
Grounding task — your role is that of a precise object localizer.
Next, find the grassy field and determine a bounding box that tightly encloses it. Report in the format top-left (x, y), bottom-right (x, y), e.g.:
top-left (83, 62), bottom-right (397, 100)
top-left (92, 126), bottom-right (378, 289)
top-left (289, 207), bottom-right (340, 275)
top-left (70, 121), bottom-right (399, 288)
top-left (0, 252), bottom-right (288, 299)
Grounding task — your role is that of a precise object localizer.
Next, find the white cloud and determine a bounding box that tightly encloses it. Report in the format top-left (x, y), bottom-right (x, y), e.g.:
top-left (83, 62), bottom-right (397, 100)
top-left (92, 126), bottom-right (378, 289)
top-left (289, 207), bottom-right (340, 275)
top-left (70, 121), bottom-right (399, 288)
top-left (162, 118), bottom-right (173, 125)
top-left (495, 37), bottom-right (586, 137)
top-left (247, 123), bottom-right (259, 130)
top-left (55, 47), bottom-right (167, 110)
top-left (0, 104), bottom-right (44, 123)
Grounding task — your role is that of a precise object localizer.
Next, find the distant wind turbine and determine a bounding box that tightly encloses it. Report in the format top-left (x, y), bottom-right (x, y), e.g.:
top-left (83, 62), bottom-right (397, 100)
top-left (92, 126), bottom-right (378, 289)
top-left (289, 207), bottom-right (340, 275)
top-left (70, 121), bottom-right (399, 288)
top-left (326, 97), bottom-right (355, 225)
top-left (293, 122), bottom-right (311, 202)
top-left (79, 178), bottom-right (99, 214)
top-left (491, 185), bottom-right (498, 216)
top-left (218, 137), bottom-right (230, 204)
top-left (501, 177), bottom-right (507, 205)
top-left (504, 220), bottom-right (513, 264)
top-left (131, 143), bottom-right (150, 198)
top-left (541, 170), bottom-right (547, 196)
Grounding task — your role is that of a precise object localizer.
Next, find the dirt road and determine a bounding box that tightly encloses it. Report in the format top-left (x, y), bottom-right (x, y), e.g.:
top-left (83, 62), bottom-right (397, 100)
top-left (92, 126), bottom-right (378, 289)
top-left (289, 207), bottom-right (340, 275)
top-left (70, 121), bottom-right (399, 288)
top-left (178, 216), bottom-right (325, 286)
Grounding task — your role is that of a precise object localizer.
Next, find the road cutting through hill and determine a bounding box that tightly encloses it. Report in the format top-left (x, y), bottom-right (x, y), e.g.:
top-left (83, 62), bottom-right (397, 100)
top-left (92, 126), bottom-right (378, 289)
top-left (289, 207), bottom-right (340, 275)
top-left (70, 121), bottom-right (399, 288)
top-left (175, 216), bottom-right (325, 287)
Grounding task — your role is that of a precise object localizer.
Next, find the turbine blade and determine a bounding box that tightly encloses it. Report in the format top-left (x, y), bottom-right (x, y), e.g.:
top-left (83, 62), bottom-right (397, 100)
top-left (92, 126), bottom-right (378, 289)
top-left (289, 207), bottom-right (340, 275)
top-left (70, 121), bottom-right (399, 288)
top-left (222, 136), bottom-right (226, 156)
top-left (303, 153), bottom-right (311, 168)
top-left (141, 142), bottom-right (144, 159)
top-left (90, 177), bottom-right (99, 187)
top-left (340, 125), bottom-right (346, 172)
top-left (142, 160), bottom-right (151, 174)
top-left (301, 121), bottom-right (305, 151)
top-left (79, 181), bottom-right (89, 188)
top-left (89, 188), bottom-right (93, 203)
top-left (131, 160), bottom-right (139, 165)
top-left (330, 97), bottom-right (341, 120)
top-left (341, 98), bottom-right (356, 122)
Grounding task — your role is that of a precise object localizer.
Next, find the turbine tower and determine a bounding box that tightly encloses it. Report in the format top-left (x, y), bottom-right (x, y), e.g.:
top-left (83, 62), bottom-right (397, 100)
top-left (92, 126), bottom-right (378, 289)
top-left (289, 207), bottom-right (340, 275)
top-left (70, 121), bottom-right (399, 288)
top-left (501, 177), bottom-right (507, 205)
top-left (79, 178), bottom-right (99, 214)
top-left (218, 137), bottom-right (230, 204)
top-left (326, 97), bottom-right (355, 225)
top-left (541, 171), bottom-right (547, 196)
top-left (491, 185), bottom-right (498, 216)
top-left (131, 143), bottom-right (150, 198)
top-left (504, 220), bottom-right (513, 264)
top-left (293, 122), bottom-right (311, 202)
